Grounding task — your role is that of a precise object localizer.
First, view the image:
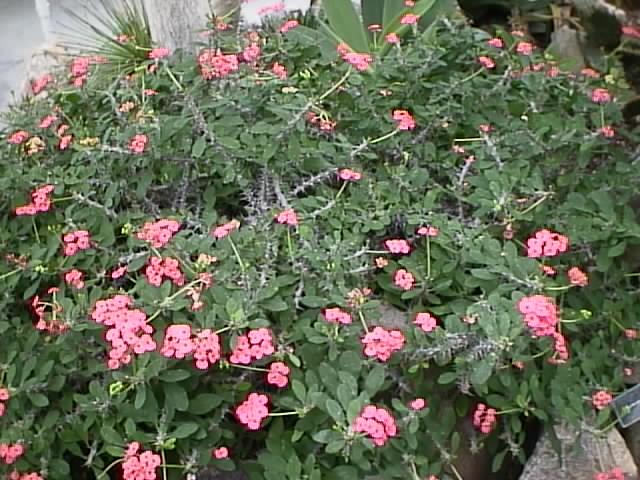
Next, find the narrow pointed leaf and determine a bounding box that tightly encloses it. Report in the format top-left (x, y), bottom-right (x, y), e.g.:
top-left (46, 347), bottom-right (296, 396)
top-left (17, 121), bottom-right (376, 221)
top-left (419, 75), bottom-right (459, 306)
top-left (378, 0), bottom-right (438, 56)
top-left (362, 0), bottom-right (385, 35)
top-left (322, 0), bottom-right (370, 52)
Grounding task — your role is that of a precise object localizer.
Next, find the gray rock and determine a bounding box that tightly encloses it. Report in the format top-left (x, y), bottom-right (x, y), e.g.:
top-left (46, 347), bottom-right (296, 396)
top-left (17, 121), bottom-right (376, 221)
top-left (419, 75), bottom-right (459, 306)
top-left (519, 423), bottom-right (638, 480)
top-left (547, 26), bottom-right (586, 72)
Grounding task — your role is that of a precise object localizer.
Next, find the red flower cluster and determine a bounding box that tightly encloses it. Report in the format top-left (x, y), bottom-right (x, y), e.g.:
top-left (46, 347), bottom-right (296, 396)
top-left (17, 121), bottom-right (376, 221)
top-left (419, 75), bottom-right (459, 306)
top-left (64, 269), bottom-right (85, 289)
top-left (198, 49), bottom-right (239, 80)
top-left (384, 238), bottom-right (411, 254)
top-left (0, 388), bottom-right (9, 417)
top-left (414, 312), bottom-right (438, 333)
top-left (323, 307), bottom-right (352, 325)
top-left (337, 44), bottom-right (373, 71)
top-left (91, 295), bottom-right (156, 369)
top-left (275, 209), bottom-right (298, 226)
top-left (352, 405), bottom-right (398, 446)
top-left (0, 444), bottom-right (24, 465)
top-left (595, 467), bottom-right (625, 480)
top-left (393, 269), bottom-right (415, 290)
top-left (62, 230), bottom-right (91, 257)
top-left (267, 362), bottom-right (290, 388)
top-left (473, 404), bottom-right (497, 434)
top-left (592, 390), bottom-right (613, 410)
top-left (8, 130), bottom-right (29, 145)
top-left (129, 134), bottom-right (148, 154)
top-left (144, 257), bottom-right (185, 287)
top-left (518, 295), bottom-right (558, 337)
top-left (242, 43), bottom-right (261, 63)
top-left (31, 73), bottom-right (53, 95)
top-left (8, 472), bottom-right (44, 480)
top-left (148, 47), bottom-right (170, 60)
top-left (211, 219), bottom-right (240, 239)
top-left (230, 328), bottom-right (275, 364)
top-left (137, 219), bottom-right (180, 248)
top-left (392, 109), bottom-right (416, 130)
top-left (122, 442), bottom-right (161, 480)
top-left (568, 267), bottom-right (588, 287)
top-left (591, 88), bottom-right (612, 104)
top-left (236, 393), bottom-right (270, 430)
top-left (362, 326), bottom-right (405, 362)
top-left (338, 168), bottom-right (361, 181)
top-left (15, 184), bottom-right (54, 216)
top-left (526, 229), bottom-right (569, 258)
top-left (161, 324), bottom-right (222, 370)
top-left (279, 19), bottom-right (299, 33)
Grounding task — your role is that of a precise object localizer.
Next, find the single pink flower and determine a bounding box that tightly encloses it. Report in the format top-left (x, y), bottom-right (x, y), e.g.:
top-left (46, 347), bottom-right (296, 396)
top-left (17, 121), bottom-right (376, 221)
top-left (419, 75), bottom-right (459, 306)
top-left (400, 13), bottom-right (419, 25)
top-left (478, 56), bottom-right (495, 69)
top-left (414, 312), bottom-right (438, 333)
top-left (213, 447), bottom-right (229, 459)
top-left (410, 398), bottom-right (426, 410)
top-left (275, 209), bottom-right (298, 226)
top-left (149, 47), bottom-right (170, 60)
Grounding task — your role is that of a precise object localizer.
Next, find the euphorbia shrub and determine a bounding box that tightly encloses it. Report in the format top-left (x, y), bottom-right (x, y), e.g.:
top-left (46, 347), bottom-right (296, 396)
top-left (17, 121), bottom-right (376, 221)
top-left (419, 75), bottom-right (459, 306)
top-left (1, 12), bottom-right (639, 480)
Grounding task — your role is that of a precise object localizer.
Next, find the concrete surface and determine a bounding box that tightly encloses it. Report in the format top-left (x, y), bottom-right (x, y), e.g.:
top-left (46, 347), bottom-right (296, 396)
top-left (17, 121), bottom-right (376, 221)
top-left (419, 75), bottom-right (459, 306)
top-left (0, 0), bottom-right (311, 116)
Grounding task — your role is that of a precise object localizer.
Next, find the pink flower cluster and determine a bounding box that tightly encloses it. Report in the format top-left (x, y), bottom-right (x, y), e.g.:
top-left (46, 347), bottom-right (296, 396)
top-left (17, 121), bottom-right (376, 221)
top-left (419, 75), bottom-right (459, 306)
top-left (148, 47), bottom-right (170, 60)
top-left (591, 88), bottom-right (612, 104)
top-left (137, 219), bottom-right (180, 248)
top-left (592, 390), bottom-right (613, 410)
top-left (267, 362), bottom-right (290, 388)
top-left (242, 43), bottom-right (261, 63)
top-left (279, 19), bottom-right (299, 33)
top-left (213, 447), bottom-right (229, 459)
top-left (39, 114), bottom-right (58, 129)
top-left (384, 238), bottom-right (411, 254)
top-left (64, 269), bottom-right (85, 289)
top-left (338, 168), bottom-right (361, 181)
top-left (478, 56), bottom-right (495, 69)
top-left (392, 109), bottom-right (416, 130)
top-left (473, 404), bottom-right (497, 434)
top-left (394, 269), bottom-right (415, 290)
top-left (15, 184), bottom-right (54, 216)
top-left (145, 257), bottom-right (185, 287)
top-left (487, 37), bottom-right (504, 48)
top-left (400, 13), bottom-right (419, 25)
top-left (385, 33), bottom-right (400, 44)
top-left (122, 442), bottom-right (161, 480)
top-left (62, 230), bottom-right (91, 256)
top-left (161, 324), bottom-right (222, 369)
top-left (305, 112), bottom-right (336, 132)
top-left (91, 295), bottom-right (156, 369)
top-left (595, 467), bottom-right (625, 480)
top-left (0, 444), bottom-right (24, 465)
top-left (275, 208), bottom-right (298, 226)
top-left (352, 405), bottom-right (398, 446)
top-left (337, 44), bottom-right (373, 71)
top-left (198, 49), bottom-right (239, 80)
top-left (8, 130), bottom-right (29, 145)
top-left (518, 295), bottom-right (558, 337)
top-left (414, 312), bottom-right (438, 333)
top-left (516, 41), bottom-right (534, 55)
top-left (550, 332), bottom-right (569, 364)
top-left (31, 293), bottom-right (68, 334)
top-left (212, 219), bottom-right (240, 239)
top-left (417, 225), bottom-right (439, 237)
top-left (362, 327), bottom-right (405, 362)
top-left (568, 267), bottom-right (588, 287)
top-left (272, 62), bottom-right (287, 80)
top-left (129, 134), bottom-right (148, 154)
top-left (8, 472), bottom-right (43, 480)
top-left (526, 229), bottom-right (569, 258)
top-left (70, 57), bottom-right (90, 86)
top-left (236, 393), bottom-right (270, 430)
top-left (0, 388), bottom-right (9, 417)
top-left (323, 307), bottom-right (352, 325)
top-left (31, 73), bottom-right (53, 95)
top-left (230, 328), bottom-right (275, 364)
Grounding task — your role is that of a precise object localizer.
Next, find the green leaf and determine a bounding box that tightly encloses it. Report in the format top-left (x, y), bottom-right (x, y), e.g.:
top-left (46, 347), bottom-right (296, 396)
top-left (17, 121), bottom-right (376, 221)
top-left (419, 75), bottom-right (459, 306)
top-left (378, 0), bottom-right (437, 56)
top-left (170, 422), bottom-right (199, 439)
top-left (322, 0), bottom-right (370, 53)
top-left (188, 393), bottom-right (222, 414)
top-left (134, 385), bottom-right (147, 409)
top-left (326, 439), bottom-right (346, 454)
top-left (470, 359), bottom-right (494, 387)
top-left (300, 296), bottom-right (326, 308)
top-left (382, 0), bottom-right (406, 29)
top-left (30, 393), bottom-right (49, 408)
top-left (292, 380), bottom-right (307, 403)
top-left (438, 372), bottom-right (458, 384)
top-left (325, 399), bottom-right (345, 424)
top-left (192, 136), bottom-right (207, 158)
top-left (364, 365), bottom-right (386, 396)
top-left (100, 426), bottom-right (123, 445)
top-left (163, 383), bottom-right (189, 411)
top-left (160, 369), bottom-right (191, 382)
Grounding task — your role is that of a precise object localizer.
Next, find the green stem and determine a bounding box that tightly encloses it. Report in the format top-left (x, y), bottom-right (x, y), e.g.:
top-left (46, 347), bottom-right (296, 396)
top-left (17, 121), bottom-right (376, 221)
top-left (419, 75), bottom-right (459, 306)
top-left (52, 196), bottom-right (74, 203)
top-left (165, 67), bottom-right (183, 91)
top-left (32, 217), bottom-right (40, 244)
top-left (161, 450), bottom-right (168, 480)
top-left (453, 137), bottom-right (483, 142)
top-left (287, 229), bottom-right (294, 265)
top-left (600, 105), bottom-right (605, 128)
top-left (370, 129), bottom-right (399, 145)
top-left (215, 326), bottom-right (231, 335)
top-left (97, 458), bottom-right (123, 479)
top-left (228, 238), bottom-right (246, 273)
top-left (232, 364), bottom-right (269, 373)
top-left (459, 68), bottom-right (484, 84)
top-left (426, 235), bottom-right (432, 281)
top-left (334, 181), bottom-right (348, 202)
top-left (268, 411), bottom-right (300, 417)
top-left (518, 194), bottom-right (549, 216)
top-left (318, 68), bottom-right (351, 101)
top-left (545, 285), bottom-right (572, 292)
top-left (495, 408), bottom-right (522, 416)
top-left (358, 310), bottom-right (369, 333)
top-left (0, 268), bottom-right (22, 281)
top-left (409, 461), bottom-right (421, 480)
